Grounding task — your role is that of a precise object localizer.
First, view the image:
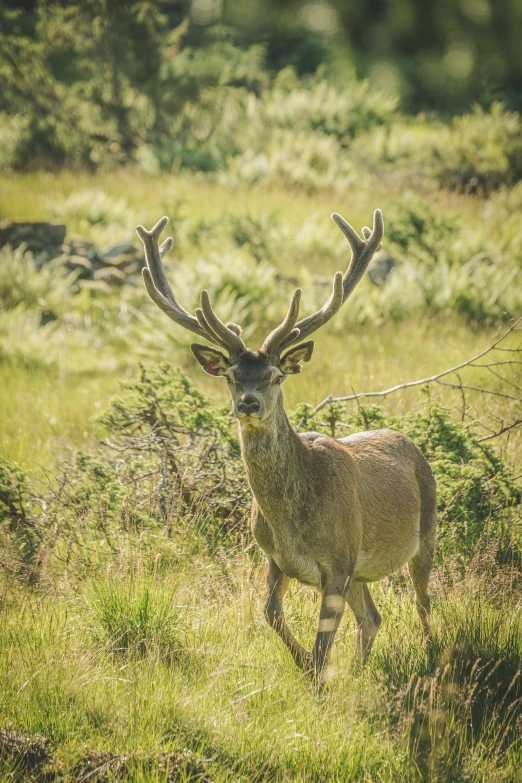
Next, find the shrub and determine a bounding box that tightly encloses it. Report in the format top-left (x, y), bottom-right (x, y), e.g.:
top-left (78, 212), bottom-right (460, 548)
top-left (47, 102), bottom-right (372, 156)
top-left (257, 71), bottom-right (397, 142)
top-left (386, 193), bottom-right (460, 256)
top-left (429, 103), bottom-right (522, 194)
top-left (5, 363), bottom-right (521, 577)
top-left (51, 189), bottom-right (130, 230)
top-left (93, 363), bottom-right (248, 541)
top-left (0, 458), bottom-right (40, 576)
top-left (229, 128), bottom-right (357, 192)
top-left (0, 245), bottom-right (73, 315)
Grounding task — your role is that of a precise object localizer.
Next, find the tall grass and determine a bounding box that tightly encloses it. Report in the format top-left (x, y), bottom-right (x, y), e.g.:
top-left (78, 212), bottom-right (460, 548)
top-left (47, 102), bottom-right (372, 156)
top-left (1, 533), bottom-right (521, 782)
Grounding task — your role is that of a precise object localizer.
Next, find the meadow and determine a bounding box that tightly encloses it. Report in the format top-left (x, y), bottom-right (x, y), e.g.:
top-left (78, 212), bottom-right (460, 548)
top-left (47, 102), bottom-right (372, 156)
top-left (1, 153), bottom-right (522, 781)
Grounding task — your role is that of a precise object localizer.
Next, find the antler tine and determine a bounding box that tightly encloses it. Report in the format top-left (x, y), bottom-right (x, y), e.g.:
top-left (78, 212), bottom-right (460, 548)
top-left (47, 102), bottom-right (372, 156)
top-left (261, 288), bottom-right (302, 356)
top-left (137, 217), bottom-right (176, 302)
top-left (200, 290), bottom-right (247, 356)
top-left (137, 216), bottom-right (222, 346)
top-left (194, 307), bottom-right (229, 350)
top-left (334, 208), bottom-right (384, 301)
top-left (278, 209), bottom-right (384, 351)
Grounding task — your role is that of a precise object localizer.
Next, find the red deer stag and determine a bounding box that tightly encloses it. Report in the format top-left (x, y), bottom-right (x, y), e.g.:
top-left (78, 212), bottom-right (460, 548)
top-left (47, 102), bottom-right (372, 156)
top-left (136, 211), bottom-right (437, 687)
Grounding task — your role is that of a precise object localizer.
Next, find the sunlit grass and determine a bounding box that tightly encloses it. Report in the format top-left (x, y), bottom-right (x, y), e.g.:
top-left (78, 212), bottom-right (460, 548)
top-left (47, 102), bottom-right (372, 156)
top-left (2, 313), bottom-right (519, 472)
top-left (1, 541), bottom-right (521, 781)
top-left (0, 363), bottom-right (117, 468)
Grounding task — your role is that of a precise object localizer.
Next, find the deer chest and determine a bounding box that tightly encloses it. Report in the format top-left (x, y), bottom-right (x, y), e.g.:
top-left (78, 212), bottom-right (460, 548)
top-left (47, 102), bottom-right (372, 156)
top-left (252, 509), bottom-right (322, 588)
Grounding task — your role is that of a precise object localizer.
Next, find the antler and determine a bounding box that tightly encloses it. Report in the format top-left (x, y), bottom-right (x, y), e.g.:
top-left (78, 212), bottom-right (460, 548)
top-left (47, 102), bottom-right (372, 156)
top-left (136, 216), bottom-right (247, 357)
top-left (261, 209), bottom-right (384, 358)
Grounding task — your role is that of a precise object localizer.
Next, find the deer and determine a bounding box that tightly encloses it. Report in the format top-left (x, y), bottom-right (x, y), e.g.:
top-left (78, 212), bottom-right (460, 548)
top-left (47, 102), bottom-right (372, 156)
top-left (136, 210), bottom-right (437, 687)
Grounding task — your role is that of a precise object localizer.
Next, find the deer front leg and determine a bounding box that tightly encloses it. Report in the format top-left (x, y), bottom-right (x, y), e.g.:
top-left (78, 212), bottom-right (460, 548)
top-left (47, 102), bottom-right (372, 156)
top-left (265, 558), bottom-right (312, 672)
top-left (312, 576), bottom-right (350, 687)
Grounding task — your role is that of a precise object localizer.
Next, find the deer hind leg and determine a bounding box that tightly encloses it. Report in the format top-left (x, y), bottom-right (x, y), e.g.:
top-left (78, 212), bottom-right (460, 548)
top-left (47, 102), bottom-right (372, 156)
top-left (408, 503), bottom-right (437, 636)
top-left (347, 582), bottom-right (382, 662)
top-left (265, 558), bottom-right (311, 672)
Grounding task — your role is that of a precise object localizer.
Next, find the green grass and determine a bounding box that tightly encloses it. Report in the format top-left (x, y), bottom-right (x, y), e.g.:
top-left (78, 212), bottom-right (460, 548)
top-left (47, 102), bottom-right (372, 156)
top-left (0, 363), bottom-right (117, 467)
top-left (0, 168), bottom-right (521, 781)
top-left (2, 314), bottom-right (519, 474)
top-left (1, 542), bottom-right (521, 782)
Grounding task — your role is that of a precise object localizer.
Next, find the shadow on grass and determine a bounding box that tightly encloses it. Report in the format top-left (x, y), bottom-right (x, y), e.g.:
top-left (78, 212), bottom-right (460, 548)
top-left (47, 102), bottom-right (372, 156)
top-left (369, 590), bottom-right (522, 782)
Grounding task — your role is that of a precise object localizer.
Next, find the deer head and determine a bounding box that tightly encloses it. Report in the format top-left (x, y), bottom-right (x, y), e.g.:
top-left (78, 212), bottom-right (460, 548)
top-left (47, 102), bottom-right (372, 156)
top-left (136, 210), bottom-right (384, 428)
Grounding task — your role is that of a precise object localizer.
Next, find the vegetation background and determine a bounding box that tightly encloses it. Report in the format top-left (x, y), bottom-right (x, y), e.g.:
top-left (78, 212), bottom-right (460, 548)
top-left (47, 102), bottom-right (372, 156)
top-left (0, 1), bottom-right (522, 781)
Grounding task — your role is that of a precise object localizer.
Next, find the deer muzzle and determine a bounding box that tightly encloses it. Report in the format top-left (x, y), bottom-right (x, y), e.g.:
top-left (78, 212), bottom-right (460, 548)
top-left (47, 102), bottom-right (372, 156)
top-left (237, 394), bottom-right (261, 418)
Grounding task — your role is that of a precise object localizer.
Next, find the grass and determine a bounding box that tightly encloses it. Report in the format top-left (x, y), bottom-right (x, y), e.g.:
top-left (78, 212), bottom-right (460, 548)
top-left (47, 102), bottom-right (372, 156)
top-left (1, 541), bottom-right (522, 782)
top-left (2, 314), bottom-right (519, 472)
top-left (0, 167), bottom-right (521, 781)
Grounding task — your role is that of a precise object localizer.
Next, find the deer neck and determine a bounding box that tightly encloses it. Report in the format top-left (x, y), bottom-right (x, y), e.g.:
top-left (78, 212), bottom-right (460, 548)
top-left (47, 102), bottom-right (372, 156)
top-left (238, 399), bottom-right (308, 520)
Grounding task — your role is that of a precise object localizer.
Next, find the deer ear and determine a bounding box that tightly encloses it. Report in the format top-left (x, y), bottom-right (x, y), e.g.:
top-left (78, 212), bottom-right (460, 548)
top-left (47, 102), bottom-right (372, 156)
top-left (280, 341), bottom-right (315, 375)
top-left (191, 344), bottom-right (230, 376)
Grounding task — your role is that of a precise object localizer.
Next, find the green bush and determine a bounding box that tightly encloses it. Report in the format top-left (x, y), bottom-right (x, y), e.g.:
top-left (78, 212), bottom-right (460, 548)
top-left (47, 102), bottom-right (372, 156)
top-left (256, 70), bottom-right (397, 142)
top-left (429, 103), bottom-right (522, 194)
top-left (386, 193), bottom-right (460, 255)
top-left (0, 457), bottom-right (40, 575)
top-left (2, 365), bottom-right (520, 579)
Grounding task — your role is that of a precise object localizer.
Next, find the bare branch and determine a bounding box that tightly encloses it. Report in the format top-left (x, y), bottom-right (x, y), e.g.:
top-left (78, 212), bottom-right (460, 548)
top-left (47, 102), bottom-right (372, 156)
top-left (435, 380), bottom-right (521, 401)
top-left (476, 419), bottom-right (522, 442)
top-left (310, 316), bottom-right (522, 414)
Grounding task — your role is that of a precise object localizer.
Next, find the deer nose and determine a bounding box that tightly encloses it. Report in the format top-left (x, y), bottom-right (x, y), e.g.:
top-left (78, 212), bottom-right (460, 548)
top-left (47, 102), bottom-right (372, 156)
top-left (238, 394), bottom-right (260, 416)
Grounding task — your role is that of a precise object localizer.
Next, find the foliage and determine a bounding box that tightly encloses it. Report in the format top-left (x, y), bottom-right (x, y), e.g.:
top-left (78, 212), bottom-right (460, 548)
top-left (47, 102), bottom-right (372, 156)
top-left (1, 532), bottom-right (522, 781)
top-left (95, 363), bottom-right (248, 534)
top-left (0, 244), bottom-right (73, 315)
top-left (294, 397), bottom-right (522, 560)
top-left (0, 457), bottom-right (40, 575)
top-left (253, 69), bottom-right (397, 143)
top-left (429, 103), bottom-right (522, 193)
top-left (225, 0), bottom-right (522, 113)
top-left (3, 1), bottom-right (522, 206)
top-left (385, 193), bottom-right (460, 254)
top-left (0, 365), bottom-right (249, 579)
top-left (0, 456), bottom-right (29, 528)
top-left (87, 569), bottom-right (185, 660)
top-left (0, 4), bottom-right (266, 171)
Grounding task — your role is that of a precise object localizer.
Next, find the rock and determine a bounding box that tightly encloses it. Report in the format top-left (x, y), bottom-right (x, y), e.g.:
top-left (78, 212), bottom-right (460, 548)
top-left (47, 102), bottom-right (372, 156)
top-left (0, 220), bottom-right (66, 267)
top-left (122, 262), bottom-right (140, 275)
top-left (63, 254), bottom-right (93, 280)
top-left (1, 221), bottom-right (141, 289)
top-left (67, 238), bottom-right (106, 271)
top-left (78, 279), bottom-right (113, 294)
top-left (103, 243), bottom-right (143, 266)
top-left (93, 266), bottom-right (127, 286)
top-left (367, 252), bottom-right (396, 287)
top-left (0, 221), bottom-right (66, 253)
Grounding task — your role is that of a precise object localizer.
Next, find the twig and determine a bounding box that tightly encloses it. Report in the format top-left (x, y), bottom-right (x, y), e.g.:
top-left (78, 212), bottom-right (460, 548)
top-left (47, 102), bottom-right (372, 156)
top-left (477, 419), bottom-right (522, 443)
top-left (435, 380), bottom-right (520, 401)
